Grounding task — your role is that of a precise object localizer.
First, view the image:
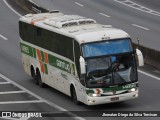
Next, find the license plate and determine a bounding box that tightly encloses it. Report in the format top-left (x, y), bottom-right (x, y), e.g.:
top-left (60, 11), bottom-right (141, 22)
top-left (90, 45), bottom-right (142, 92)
top-left (111, 97), bottom-right (119, 101)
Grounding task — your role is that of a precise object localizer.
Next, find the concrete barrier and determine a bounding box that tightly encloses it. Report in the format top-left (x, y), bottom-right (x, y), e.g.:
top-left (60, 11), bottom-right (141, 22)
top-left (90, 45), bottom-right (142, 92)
top-left (14, 0), bottom-right (160, 70)
top-left (14, 0), bottom-right (49, 13)
top-left (133, 43), bottom-right (160, 70)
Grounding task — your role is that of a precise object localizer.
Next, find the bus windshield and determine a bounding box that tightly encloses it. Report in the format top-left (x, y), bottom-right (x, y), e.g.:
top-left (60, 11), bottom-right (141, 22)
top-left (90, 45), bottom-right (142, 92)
top-left (82, 38), bottom-right (132, 58)
top-left (82, 39), bottom-right (137, 88)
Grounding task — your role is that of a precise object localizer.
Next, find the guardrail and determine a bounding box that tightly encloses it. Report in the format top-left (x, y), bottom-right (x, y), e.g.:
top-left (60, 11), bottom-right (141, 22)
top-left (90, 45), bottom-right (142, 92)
top-left (14, 0), bottom-right (160, 70)
top-left (15, 0), bottom-right (49, 13)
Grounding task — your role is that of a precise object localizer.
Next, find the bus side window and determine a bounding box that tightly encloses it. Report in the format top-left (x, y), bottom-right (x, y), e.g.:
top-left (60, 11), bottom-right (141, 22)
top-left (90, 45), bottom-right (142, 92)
top-left (37, 27), bottom-right (42, 36)
top-left (74, 41), bottom-right (81, 78)
top-left (23, 23), bottom-right (28, 42)
top-left (19, 21), bottom-right (24, 40)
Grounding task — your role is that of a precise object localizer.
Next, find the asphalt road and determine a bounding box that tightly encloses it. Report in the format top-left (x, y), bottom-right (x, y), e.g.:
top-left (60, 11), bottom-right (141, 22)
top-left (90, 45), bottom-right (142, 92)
top-left (0, 0), bottom-right (160, 120)
top-left (132, 0), bottom-right (160, 12)
top-left (33, 0), bottom-right (160, 50)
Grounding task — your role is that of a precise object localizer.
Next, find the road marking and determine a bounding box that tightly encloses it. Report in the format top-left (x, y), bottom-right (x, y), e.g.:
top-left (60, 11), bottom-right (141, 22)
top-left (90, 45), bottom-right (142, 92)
top-left (3, 0), bottom-right (22, 17)
top-left (18, 117), bottom-right (30, 120)
top-left (114, 0), bottom-right (160, 17)
top-left (0, 74), bottom-right (86, 120)
top-left (138, 70), bottom-right (160, 81)
top-left (0, 82), bottom-right (10, 85)
top-left (75, 2), bottom-right (84, 7)
top-left (0, 100), bottom-right (43, 105)
top-left (0, 34), bottom-right (8, 40)
top-left (99, 13), bottom-right (111, 18)
top-left (0, 91), bottom-right (26, 95)
top-left (0, 117), bottom-right (19, 120)
top-left (132, 24), bottom-right (150, 31)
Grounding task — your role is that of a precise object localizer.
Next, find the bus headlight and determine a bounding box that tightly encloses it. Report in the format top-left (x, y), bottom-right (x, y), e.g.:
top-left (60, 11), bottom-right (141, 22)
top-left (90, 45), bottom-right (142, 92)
top-left (128, 88), bottom-right (137, 93)
top-left (88, 93), bottom-right (101, 97)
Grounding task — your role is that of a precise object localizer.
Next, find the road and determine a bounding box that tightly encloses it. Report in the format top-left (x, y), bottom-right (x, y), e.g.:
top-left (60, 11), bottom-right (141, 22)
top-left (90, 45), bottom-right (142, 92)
top-left (33, 0), bottom-right (160, 50)
top-left (0, 0), bottom-right (160, 120)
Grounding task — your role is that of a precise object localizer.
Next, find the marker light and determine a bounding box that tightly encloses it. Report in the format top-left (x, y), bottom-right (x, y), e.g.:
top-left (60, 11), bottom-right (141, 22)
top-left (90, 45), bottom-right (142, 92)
top-left (128, 88), bottom-right (137, 93)
top-left (88, 93), bottom-right (101, 97)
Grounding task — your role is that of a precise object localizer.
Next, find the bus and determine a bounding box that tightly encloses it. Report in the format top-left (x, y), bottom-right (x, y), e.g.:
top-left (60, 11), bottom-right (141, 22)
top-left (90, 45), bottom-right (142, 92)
top-left (19, 12), bottom-right (144, 105)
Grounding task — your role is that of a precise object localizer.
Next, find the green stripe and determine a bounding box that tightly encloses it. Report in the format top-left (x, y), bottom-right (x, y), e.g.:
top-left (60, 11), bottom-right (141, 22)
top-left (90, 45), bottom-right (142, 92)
top-left (86, 83), bottom-right (138, 94)
top-left (40, 51), bottom-right (45, 62)
top-left (20, 43), bottom-right (35, 57)
top-left (21, 42), bottom-right (75, 75)
top-left (49, 54), bottom-right (73, 74)
top-left (32, 48), bottom-right (36, 58)
top-left (44, 63), bottom-right (48, 74)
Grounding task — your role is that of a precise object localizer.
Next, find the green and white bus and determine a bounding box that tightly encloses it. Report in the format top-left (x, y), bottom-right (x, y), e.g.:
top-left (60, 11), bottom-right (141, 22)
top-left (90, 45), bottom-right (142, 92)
top-left (19, 12), bottom-right (144, 105)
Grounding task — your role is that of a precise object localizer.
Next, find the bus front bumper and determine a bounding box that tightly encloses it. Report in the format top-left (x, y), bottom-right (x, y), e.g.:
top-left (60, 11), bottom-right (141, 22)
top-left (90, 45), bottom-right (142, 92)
top-left (86, 90), bottom-right (138, 105)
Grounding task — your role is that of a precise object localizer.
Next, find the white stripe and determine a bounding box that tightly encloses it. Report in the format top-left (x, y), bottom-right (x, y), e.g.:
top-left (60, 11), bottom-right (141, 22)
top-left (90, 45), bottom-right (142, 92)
top-left (138, 70), bottom-right (160, 81)
top-left (28, 0), bottom-right (40, 7)
top-left (0, 82), bottom-right (10, 85)
top-left (0, 34), bottom-right (8, 40)
top-left (0, 91), bottom-right (26, 95)
top-left (99, 13), bottom-right (111, 18)
top-left (3, 0), bottom-right (22, 17)
top-left (18, 117), bottom-right (30, 120)
top-left (0, 100), bottom-right (43, 104)
top-left (0, 117), bottom-right (19, 120)
top-left (114, 0), bottom-right (160, 17)
top-left (132, 24), bottom-right (150, 31)
top-left (75, 2), bottom-right (84, 7)
top-left (0, 74), bottom-right (86, 120)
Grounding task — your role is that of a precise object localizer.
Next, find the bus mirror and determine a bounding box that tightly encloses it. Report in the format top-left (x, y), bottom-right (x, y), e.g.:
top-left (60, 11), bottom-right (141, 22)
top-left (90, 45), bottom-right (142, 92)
top-left (136, 49), bottom-right (144, 67)
top-left (79, 56), bottom-right (86, 74)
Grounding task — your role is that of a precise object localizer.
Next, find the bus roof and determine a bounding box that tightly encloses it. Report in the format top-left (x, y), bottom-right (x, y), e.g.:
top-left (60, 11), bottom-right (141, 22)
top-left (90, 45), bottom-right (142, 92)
top-left (19, 12), bottom-right (130, 44)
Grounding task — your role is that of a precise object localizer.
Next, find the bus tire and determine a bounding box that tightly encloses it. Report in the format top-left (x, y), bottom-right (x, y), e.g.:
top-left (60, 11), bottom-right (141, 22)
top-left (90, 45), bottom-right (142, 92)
top-left (71, 86), bottom-right (80, 105)
top-left (36, 70), bottom-right (45, 88)
top-left (31, 67), bottom-right (38, 85)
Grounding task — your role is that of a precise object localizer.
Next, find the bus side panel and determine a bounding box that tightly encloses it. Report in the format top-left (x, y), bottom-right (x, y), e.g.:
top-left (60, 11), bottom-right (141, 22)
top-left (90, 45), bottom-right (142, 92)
top-left (48, 65), bottom-right (61, 91)
top-left (21, 53), bottom-right (30, 76)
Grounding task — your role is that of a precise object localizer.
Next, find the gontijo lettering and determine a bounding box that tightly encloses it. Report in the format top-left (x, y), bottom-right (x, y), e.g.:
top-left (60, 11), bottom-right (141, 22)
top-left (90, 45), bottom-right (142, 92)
top-left (56, 59), bottom-right (71, 72)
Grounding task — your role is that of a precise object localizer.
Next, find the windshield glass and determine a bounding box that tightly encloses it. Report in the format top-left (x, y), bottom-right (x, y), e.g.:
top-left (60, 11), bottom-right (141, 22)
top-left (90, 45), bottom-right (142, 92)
top-left (86, 54), bottom-right (137, 88)
top-left (82, 38), bottom-right (137, 88)
top-left (82, 38), bottom-right (132, 58)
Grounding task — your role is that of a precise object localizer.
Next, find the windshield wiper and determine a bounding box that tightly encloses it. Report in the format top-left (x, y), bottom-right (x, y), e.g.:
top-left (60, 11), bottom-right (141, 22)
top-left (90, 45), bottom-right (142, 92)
top-left (87, 68), bottom-right (112, 78)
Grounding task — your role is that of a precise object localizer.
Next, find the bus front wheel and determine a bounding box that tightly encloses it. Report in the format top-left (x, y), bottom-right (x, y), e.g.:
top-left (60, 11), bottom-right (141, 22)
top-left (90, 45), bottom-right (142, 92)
top-left (71, 87), bottom-right (80, 105)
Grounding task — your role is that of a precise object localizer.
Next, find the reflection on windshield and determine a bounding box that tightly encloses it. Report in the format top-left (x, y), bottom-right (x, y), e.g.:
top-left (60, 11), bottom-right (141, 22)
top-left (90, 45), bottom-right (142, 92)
top-left (86, 54), bottom-right (137, 88)
top-left (82, 39), bottom-right (132, 58)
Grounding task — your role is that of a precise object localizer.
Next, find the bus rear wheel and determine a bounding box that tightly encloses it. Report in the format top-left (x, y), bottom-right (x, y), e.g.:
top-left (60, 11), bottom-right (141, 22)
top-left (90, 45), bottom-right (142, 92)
top-left (71, 87), bottom-right (80, 105)
top-left (31, 67), bottom-right (38, 85)
top-left (36, 71), bottom-right (45, 88)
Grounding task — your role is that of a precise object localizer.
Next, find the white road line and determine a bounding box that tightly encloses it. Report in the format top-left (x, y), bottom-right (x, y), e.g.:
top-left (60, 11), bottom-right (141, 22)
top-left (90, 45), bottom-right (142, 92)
top-left (0, 34), bottom-right (8, 40)
top-left (114, 0), bottom-right (160, 17)
top-left (132, 24), bottom-right (150, 31)
top-left (0, 82), bottom-right (10, 85)
top-left (99, 13), bottom-right (111, 18)
top-left (0, 100), bottom-right (43, 105)
top-left (3, 0), bottom-right (22, 17)
top-left (0, 74), bottom-right (86, 120)
top-left (75, 2), bottom-right (84, 7)
top-left (138, 70), bottom-right (160, 81)
top-left (18, 117), bottom-right (30, 120)
top-left (0, 117), bottom-right (19, 120)
top-left (0, 91), bottom-right (26, 95)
